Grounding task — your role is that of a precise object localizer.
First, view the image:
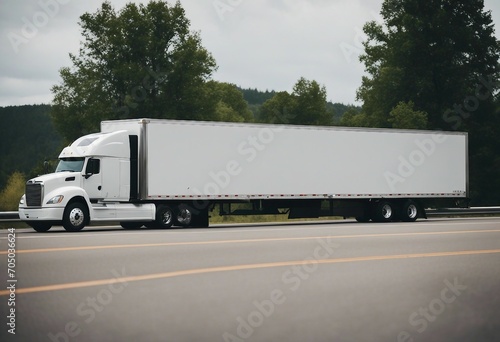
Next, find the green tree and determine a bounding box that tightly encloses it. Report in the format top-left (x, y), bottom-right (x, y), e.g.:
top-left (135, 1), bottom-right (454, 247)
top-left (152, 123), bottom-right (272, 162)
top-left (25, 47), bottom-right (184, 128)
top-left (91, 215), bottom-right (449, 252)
top-left (0, 172), bottom-right (25, 211)
top-left (292, 78), bottom-right (332, 126)
top-left (258, 91), bottom-right (294, 124)
top-left (339, 108), bottom-right (370, 127)
top-left (388, 101), bottom-right (428, 129)
top-left (358, 0), bottom-right (500, 129)
top-left (206, 82), bottom-right (254, 123)
top-left (466, 96), bottom-right (500, 205)
top-left (0, 105), bottom-right (62, 189)
top-left (258, 78), bottom-right (333, 125)
top-left (239, 88), bottom-right (276, 106)
top-left (52, 1), bottom-right (217, 141)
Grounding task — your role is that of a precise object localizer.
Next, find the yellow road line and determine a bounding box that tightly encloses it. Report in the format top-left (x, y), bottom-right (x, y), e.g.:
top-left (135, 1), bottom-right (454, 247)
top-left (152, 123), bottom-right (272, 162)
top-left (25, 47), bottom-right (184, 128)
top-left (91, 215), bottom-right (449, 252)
top-left (1, 249), bottom-right (500, 296)
top-left (2, 229), bottom-right (500, 255)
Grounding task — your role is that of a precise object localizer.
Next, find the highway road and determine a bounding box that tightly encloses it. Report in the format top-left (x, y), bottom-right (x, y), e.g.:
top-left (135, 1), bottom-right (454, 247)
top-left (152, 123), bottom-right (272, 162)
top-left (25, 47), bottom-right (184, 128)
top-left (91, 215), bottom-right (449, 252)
top-left (1, 218), bottom-right (500, 342)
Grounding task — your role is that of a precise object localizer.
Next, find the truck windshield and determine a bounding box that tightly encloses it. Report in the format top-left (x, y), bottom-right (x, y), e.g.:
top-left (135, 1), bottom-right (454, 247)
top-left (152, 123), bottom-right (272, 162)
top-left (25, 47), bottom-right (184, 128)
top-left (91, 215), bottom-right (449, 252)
top-left (56, 158), bottom-right (85, 173)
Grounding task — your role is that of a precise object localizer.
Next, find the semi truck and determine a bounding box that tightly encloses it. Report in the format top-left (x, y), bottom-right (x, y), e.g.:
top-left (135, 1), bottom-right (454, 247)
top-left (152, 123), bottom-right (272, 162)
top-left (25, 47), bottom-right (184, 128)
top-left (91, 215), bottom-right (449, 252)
top-left (19, 119), bottom-right (468, 232)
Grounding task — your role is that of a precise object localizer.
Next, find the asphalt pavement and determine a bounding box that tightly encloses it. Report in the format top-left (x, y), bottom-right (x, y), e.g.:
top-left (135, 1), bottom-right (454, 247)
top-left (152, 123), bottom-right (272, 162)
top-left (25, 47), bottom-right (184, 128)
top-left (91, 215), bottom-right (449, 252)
top-left (1, 217), bottom-right (500, 342)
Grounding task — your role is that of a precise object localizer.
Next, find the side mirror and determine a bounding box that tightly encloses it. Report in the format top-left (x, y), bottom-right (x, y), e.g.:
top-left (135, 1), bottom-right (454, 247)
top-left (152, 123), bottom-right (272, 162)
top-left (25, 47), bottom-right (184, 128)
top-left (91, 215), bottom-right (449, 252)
top-left (85, 158), bottom-right (100, 178)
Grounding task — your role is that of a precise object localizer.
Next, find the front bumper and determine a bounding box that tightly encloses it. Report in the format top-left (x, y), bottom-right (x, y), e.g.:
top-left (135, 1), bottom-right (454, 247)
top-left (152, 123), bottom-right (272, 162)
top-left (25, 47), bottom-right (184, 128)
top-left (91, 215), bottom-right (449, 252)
top-left (18, 207), bottom-right (65, 221)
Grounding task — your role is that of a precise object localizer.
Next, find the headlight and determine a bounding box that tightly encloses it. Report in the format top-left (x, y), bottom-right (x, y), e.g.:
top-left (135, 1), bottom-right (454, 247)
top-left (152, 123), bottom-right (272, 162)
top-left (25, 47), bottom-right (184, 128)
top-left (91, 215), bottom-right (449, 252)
top-left (47, 195), bottom-right (64, 204)
top-left (19, 195), bottom-right (25, 205)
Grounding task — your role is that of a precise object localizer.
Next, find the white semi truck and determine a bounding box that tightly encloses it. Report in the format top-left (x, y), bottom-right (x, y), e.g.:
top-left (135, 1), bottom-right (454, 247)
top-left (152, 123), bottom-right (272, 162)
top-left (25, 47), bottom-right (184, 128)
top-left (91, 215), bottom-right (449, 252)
top-left (19, 119), bottom-right (468, 232)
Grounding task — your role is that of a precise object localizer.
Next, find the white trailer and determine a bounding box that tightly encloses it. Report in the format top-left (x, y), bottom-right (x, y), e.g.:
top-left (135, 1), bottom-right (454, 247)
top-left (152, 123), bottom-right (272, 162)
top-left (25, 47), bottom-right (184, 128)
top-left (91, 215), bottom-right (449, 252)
top-left (19, 119), bottom-right (468, 232)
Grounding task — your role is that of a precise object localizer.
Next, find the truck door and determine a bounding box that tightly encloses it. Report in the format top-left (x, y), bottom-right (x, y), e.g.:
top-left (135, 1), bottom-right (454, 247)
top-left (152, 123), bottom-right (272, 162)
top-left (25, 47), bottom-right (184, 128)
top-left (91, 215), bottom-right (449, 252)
top-left (83, 158), bottom-right (102, 200)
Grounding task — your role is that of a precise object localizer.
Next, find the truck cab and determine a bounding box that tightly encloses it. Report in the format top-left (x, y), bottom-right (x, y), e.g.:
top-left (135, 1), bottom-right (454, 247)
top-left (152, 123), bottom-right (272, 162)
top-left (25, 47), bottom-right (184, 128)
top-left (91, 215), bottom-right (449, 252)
top-left (19, 130), bottom-right (155, 232)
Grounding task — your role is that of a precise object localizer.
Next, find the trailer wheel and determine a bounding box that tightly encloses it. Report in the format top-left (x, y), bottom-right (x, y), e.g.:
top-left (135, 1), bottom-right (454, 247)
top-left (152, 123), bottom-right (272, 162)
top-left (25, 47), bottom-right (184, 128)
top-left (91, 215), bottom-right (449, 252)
top-left (176, 204), bottom-right (193, 227)
top-left (372, 201), bottom-right (395, 222)
top-left (63, 202), bottom-right (88, 232)
top-left (156, 205), bottom-right (174, 228)
top-left (30, 222), bottom-right (52, 232)
top-left (401, 200), bottom-right (419, 222)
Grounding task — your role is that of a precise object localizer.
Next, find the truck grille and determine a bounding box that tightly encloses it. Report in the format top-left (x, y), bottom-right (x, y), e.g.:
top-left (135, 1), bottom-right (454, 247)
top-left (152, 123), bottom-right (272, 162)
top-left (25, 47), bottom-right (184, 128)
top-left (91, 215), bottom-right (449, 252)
top-left (26, 183), bottom-right (43, 207)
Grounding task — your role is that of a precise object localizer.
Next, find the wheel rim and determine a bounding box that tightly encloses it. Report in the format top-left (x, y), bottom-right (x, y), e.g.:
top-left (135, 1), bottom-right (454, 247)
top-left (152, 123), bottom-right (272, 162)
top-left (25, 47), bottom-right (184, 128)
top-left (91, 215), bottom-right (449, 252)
top-left (161, 210), bottom-right (173, 225)
top-left (407, 204), bottom-right (418, 219)
top-left (382, 204), bottom-right (392, 219)
top-left (69, 208), bottom-right (85, 227)
top-left (177, 208), bottom-right (192, 226)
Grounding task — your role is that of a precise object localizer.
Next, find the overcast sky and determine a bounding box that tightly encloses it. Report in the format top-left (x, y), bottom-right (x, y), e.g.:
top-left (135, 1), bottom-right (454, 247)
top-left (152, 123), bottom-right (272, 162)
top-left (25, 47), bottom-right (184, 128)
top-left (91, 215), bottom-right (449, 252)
top-left (1, 0), bottom-right (499, 107)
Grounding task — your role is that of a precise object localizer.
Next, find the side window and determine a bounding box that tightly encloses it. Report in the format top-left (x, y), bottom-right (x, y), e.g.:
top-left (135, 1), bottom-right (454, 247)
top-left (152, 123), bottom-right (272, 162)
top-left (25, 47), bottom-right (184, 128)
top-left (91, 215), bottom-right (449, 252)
top-left (86, 158), bottom-right (100, 175)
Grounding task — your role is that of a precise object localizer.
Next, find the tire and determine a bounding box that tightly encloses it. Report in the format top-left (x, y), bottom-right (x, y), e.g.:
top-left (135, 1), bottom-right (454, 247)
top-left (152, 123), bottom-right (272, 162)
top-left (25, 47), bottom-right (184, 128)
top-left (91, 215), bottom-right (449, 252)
top-left (372, 201), bottom-right (396, 222)
top-left (30, 222), bottom-right (52, 232)
top-left (63, 202), bottom-right (89, 232)
top-left (156, 205), bottom-right (174, 228)
top-left (176, 204), bottom-right (193, 227)
top-left (120, 222), bottom-right (143, 230)
top-left (401, 200), bottom-right (419, 222)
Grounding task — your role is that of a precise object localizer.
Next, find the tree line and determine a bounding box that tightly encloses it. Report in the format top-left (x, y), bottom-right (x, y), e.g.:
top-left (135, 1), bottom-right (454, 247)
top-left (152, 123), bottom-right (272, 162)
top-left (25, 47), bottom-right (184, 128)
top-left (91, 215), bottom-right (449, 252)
top-left (0, 105), bottom-right (62, 210)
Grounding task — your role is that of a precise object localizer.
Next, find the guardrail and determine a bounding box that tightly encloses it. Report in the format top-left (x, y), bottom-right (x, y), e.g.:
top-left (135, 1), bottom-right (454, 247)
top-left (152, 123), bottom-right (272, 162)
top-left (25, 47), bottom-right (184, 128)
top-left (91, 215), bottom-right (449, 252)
top-left (426, 207), bottom-right (500, 216)
top-left (0, 212), bottom-right (20, 222)
top-left (2, 207), bottom-right (500, 224)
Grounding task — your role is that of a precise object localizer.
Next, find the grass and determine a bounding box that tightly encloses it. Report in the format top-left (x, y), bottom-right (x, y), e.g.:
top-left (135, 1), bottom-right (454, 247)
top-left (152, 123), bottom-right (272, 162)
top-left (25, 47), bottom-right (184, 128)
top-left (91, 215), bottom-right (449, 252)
top-left (0, 222), bottom-right (30, 230)
top-left (210, 214), bottom-right (343, 225)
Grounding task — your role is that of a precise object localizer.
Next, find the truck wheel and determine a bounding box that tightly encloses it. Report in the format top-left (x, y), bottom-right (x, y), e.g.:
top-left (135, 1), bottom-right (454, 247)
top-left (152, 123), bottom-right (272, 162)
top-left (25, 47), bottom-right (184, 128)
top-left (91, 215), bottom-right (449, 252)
top-left (372, 201), bottom-right (395, 222)
top-left (156, 205), bottom-right (174, 228)
top-left (63, 202), bottom-right (88, 232)
top-left (120, 222), bottom-right (143, 230)
top-left (401, 200), bottom-right (419, 222)
top-left (30, 222), bottom-right (52, 232)
top-left (176, 205), bottom-right (193, 227)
